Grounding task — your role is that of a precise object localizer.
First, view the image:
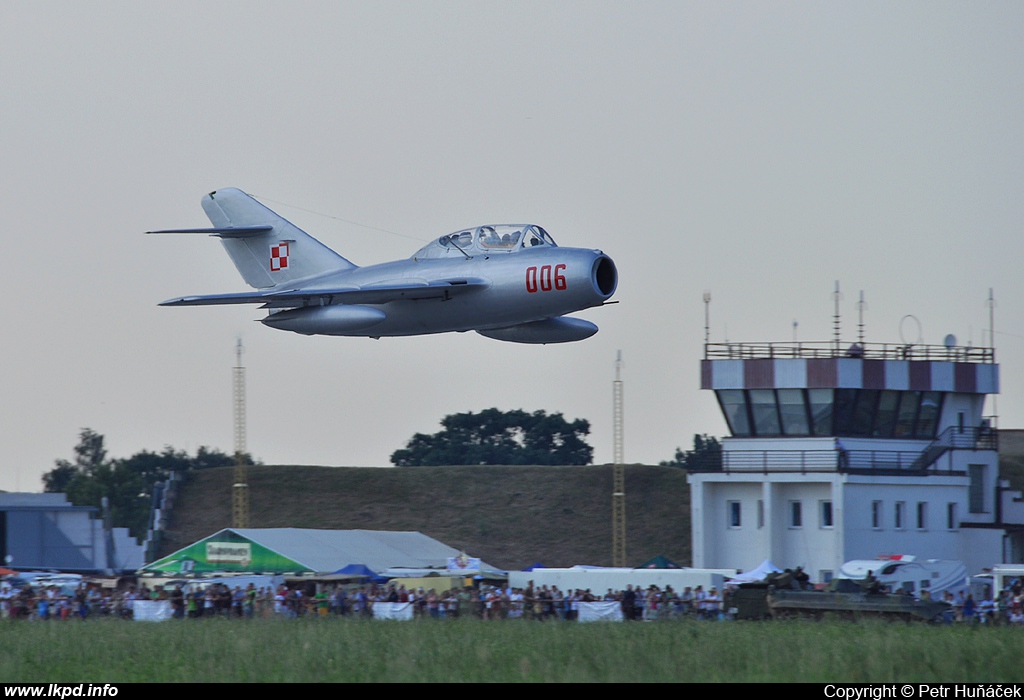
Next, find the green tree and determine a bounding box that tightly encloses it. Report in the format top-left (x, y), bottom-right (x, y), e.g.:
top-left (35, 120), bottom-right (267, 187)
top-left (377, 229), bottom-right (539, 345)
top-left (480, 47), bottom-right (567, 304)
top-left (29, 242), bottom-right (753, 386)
top-left (42, 430), bottom-right (254, 540)
top-left (391, 408), bottom-right (593, 466)
top-left (660, 434), bottom-right (722, 471)
top-left (43, 428), bottom-right (106, 492)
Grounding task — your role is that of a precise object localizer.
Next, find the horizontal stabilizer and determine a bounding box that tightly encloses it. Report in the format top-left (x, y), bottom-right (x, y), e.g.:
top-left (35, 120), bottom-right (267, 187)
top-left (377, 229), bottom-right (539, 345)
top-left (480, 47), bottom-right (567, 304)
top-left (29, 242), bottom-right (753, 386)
top-left (160, 277), bottom-right (490, 308)
top-left (146, 226), bottom-right (273, 238)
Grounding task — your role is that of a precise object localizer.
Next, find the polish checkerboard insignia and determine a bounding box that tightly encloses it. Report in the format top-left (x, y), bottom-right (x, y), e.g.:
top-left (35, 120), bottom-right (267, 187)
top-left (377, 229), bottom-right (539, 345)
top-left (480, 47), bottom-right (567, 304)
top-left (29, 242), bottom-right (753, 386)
top-left (270, 242), bottom-right (290, 272)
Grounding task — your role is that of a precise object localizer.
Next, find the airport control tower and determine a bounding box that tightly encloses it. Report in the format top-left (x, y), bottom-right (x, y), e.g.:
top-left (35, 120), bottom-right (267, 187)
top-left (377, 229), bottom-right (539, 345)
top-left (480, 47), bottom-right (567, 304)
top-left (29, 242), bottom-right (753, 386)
top-left (689, 338), bottom-right (1024, 583)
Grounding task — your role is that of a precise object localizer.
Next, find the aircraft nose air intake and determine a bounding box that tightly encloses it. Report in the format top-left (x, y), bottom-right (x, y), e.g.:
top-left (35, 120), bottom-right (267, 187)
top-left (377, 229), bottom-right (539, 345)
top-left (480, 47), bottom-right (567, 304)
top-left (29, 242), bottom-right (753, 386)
top-left (592, 255), bottom-right (617, 298)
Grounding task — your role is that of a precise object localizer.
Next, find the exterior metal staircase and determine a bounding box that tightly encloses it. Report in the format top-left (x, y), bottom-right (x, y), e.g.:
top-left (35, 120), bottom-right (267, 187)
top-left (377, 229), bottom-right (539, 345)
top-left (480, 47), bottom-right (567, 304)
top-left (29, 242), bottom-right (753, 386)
top-left (908, 426), bottom-right (998, 472)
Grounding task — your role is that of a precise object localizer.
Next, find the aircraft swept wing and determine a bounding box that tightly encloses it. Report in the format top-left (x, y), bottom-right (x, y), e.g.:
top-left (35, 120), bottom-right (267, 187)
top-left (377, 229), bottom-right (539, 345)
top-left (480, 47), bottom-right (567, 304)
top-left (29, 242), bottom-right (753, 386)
top-left (150, 188), bottom-right (617, 343)
top-left (160, 277), bottom-right (491, 308)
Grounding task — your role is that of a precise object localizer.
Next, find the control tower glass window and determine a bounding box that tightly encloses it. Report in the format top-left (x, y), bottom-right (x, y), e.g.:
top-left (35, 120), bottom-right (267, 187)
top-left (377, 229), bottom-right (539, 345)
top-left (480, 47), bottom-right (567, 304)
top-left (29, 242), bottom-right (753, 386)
top-left (916, 392), bottom-right (942, 438)
top-left (894, 392), bottom-right (921, 437)
top-left (749, 390), bottom-right (781, 436)
top-left (714, 388), bottom-right (944, 439)
top-left (718, 390), bottom-right (750, 436)
top-left (778, 389), bottom-right (810, 436)
top-left (873, 390), bottom-right (900, 437)
top-left (849, 389), bottom-right (879, 436)
top-left (808, 389), bottom-right (833, 435)
top-left (833, 389), bottom-right (857, 435)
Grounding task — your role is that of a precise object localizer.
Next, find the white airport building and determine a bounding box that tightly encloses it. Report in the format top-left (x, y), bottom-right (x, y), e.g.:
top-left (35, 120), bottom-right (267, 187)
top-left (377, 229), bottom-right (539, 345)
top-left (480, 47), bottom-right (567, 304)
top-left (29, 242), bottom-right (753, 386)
top-left (689, 338), bottom-right (1024, 588)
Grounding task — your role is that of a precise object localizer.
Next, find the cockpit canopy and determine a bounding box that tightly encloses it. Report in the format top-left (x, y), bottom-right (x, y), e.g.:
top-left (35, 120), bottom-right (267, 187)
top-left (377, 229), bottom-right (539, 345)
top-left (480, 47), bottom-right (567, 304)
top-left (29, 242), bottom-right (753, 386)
top-left (414, 225), bottom-right (557, 259)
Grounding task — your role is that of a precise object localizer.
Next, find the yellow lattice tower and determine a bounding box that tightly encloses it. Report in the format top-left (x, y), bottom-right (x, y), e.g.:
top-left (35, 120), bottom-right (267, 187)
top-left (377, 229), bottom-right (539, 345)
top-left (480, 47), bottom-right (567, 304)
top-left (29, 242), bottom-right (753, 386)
top-left (232, 338), bottom-right (250, 529)
top-left (612, 351), bottom-right (625, 567)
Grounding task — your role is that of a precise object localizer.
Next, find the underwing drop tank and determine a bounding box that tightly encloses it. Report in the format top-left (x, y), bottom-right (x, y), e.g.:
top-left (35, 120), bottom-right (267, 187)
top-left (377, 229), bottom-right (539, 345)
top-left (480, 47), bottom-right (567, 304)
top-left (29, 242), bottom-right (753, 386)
top-left (262, 305), bottom-right (386, 335)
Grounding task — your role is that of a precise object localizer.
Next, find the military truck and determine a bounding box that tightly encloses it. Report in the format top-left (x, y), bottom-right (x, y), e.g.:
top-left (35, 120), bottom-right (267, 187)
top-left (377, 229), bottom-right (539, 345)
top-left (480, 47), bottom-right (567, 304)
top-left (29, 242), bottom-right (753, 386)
top-left (729, 570), bottom-right (950, 622)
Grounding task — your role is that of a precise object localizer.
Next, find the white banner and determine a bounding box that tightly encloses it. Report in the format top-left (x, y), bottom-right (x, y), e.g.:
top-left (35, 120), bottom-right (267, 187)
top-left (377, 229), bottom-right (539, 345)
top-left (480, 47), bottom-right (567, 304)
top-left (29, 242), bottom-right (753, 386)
top-left (577, 601), bottom-right (624, 622)
top-left (372, 602), bottom-right (414, 621)
top-left (206, 542), bottom-right (252, 567)
top-left (134, 600), bottom-right (173, 622)
top-left (447, 555), bottom-right (481, 573)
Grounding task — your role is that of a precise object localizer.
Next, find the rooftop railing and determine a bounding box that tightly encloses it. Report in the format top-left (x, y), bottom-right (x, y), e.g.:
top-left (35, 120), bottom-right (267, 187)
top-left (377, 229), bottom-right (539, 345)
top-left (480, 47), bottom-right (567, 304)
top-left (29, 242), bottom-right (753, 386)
top-left (704, 341), bottom-right (995, 363)
top-left (685, 449), bottom-right (960, 475)
top-left (686, 425), bottom-right (997, 475)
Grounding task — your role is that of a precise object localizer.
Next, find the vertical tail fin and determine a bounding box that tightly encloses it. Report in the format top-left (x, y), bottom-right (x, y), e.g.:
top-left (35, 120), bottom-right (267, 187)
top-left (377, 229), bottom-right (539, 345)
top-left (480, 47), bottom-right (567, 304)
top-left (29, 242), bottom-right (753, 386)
top-left (202, 188), bottom-right (356, 289)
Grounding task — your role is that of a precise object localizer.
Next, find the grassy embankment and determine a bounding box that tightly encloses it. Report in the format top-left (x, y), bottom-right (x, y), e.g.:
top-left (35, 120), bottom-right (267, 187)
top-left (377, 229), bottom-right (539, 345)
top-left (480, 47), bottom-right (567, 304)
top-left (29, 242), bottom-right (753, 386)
top-left (161, 464), bottom-right (692, 570)
top-left (161, 452), bottom-right (1024, 570)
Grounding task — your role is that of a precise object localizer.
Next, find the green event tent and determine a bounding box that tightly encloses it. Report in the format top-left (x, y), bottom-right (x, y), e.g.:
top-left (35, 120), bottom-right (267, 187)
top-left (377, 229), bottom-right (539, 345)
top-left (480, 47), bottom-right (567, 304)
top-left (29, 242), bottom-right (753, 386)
top-left (142, 528), bottom-right (486, 575)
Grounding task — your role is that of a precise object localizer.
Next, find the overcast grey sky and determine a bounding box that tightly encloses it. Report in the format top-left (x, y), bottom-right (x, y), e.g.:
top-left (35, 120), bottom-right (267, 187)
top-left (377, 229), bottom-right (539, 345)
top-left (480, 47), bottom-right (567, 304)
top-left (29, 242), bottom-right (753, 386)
top-left (1, 1), bottom-right (1022, 491)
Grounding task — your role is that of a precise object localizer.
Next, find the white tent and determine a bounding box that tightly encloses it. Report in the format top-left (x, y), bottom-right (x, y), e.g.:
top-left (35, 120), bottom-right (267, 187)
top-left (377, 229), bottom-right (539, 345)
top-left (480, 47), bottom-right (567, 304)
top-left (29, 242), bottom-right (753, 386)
top-left (725, 560), bottom-right (782, 586)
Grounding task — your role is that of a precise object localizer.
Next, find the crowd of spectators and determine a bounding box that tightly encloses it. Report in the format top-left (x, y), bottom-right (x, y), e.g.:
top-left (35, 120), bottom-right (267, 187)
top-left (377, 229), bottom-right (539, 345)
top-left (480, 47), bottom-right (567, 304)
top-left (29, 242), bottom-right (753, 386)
top-left (0, 580), bottom-right (727, 621)
top-left (4, 577), bottom-right (1024, 624)
top-left (938, 581), bottom-right (1024, 625)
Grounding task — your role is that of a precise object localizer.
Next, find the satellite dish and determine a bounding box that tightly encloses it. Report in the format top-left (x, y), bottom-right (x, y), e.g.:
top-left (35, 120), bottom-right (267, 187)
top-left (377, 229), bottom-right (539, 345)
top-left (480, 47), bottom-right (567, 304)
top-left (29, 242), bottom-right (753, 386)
top-left (943, 334), bottom-right (957, 348)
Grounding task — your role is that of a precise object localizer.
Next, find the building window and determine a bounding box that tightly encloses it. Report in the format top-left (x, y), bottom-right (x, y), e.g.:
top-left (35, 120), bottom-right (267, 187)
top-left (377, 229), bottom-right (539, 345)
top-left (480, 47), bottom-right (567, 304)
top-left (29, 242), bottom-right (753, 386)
top-left (895, 501), bottom-right (906, 530)
top-left (947, 502), bottom-right (958, 530)
top-left (757, 500), bottom-right (765, 529)
top-left (820, 500), bottom-right (834, 528)
top-left (916, 502), bottom-right (927, 530)
top-left (969, 465), bottom-right (986, 513)
top-left (790, 501), bottom-right (802, 528)
top-left (872, 500), bottom-right (883, 529)
top-left (820, 570), bottom-right (834, 583)
top-left (728, 501), bottom-right (741, 528)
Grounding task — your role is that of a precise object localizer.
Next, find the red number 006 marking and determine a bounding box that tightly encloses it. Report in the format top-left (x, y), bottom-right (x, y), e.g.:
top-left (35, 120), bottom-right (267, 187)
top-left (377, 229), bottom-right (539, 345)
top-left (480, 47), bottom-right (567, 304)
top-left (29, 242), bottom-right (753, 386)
top-left (526, 264), bottom-right (567, 293)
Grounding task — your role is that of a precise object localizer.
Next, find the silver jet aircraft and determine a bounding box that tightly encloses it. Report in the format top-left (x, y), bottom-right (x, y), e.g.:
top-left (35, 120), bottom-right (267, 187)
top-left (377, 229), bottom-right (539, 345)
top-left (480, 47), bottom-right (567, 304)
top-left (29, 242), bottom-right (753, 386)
top-left (151, 188), bottom-right (618, 343)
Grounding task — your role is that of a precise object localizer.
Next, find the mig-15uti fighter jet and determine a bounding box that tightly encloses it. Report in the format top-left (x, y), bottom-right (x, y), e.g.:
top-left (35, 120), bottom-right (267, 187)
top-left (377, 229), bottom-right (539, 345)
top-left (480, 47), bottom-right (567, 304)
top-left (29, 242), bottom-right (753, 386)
top-left (150, 188), bottom-right (618, 343)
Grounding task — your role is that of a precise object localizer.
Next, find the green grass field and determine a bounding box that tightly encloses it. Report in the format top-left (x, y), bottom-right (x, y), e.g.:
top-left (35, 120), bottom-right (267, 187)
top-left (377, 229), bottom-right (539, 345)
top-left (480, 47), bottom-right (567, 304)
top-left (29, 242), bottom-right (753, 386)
top-left (1, 618), bottom-right (1022, 683)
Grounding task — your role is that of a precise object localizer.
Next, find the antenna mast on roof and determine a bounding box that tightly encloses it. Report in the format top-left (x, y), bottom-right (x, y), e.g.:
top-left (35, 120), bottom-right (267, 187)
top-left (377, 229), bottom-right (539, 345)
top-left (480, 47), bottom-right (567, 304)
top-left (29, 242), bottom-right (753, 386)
top-left (988, 289), bottom-right (998, 426)
top-left (857, 290), bottom-right (867, 345)
top-left (703, 291), bottom-right (711, 353)
top-left (988, 288), bottom-right (996, 351)
top-left (833, 281), bottom-right (842, 354)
